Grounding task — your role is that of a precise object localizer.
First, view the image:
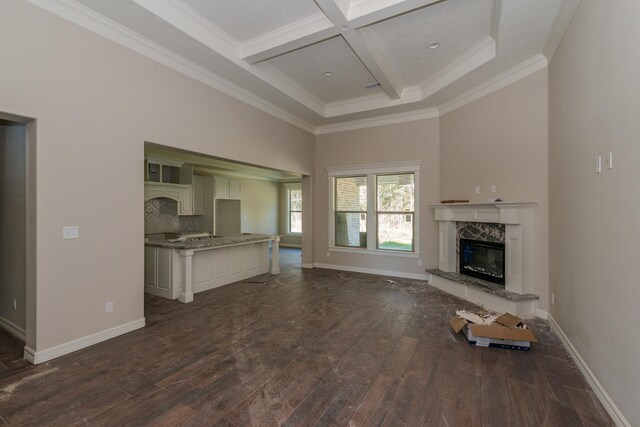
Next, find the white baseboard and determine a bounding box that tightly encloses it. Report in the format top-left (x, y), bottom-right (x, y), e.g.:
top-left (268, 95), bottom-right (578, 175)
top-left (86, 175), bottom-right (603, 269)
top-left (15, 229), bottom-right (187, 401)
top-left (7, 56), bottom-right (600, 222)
top-left (313, 262), bottom-right (430, 281)
top-left (0, 315), bottom-right (26, 342)
top-left (535, 308), bottom-right (549, 319)
top-left (301, 263), bottom-right (314, 269)
top-left (23, 318), bottom-right (145, 365)
top-left (547, 314), bottom-right (629, 427)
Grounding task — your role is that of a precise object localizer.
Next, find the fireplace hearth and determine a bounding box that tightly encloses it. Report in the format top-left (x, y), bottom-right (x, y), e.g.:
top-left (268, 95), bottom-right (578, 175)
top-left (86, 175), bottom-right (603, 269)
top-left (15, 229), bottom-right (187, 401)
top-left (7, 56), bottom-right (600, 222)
top-left (459, 238), bottom-right (505, 285)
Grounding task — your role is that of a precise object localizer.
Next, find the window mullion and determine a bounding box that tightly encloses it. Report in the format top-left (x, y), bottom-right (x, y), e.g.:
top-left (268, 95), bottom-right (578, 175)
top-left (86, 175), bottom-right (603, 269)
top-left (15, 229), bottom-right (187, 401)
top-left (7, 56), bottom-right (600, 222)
top-left (366, 173), bottom-right (376, 250)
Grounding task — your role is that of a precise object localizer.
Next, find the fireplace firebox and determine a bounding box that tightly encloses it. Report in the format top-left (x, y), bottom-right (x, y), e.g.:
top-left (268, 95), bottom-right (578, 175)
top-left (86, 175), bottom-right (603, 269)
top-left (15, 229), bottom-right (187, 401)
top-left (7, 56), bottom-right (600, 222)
top-left (459, 238), bottom-right (505, 286)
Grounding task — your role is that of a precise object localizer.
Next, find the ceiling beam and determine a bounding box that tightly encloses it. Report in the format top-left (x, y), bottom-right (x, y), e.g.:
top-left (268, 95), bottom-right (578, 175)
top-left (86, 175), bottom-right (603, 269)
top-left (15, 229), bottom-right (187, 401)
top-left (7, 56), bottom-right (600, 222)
top-left (240, 0), bottom-right (443, 87)
top-left (347, 0), bottom-right (443, 27)
top-left (312, 0), bottom-right (445, 100)
top-left (341, 29), bottom-right (403, 99)
top-left (241, 13), bottom-right (339, 64)
top-left (130, 0), bottom-right (326, 115)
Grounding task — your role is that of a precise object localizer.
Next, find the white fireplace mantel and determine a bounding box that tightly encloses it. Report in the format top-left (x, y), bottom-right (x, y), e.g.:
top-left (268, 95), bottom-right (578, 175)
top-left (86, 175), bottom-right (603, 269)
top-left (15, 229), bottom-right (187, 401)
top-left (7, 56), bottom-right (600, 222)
top-left (432, 201), bottom-right (537, 295)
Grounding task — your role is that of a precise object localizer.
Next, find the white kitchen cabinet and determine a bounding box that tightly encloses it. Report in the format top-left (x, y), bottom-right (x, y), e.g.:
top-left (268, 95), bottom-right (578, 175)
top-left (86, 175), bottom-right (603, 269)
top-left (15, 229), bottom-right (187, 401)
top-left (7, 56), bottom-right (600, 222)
top-left (229, 180), bottom-right (242, 199)
top-left (144, 246), bottom-right (181, 299)
top-left (144, 236), bottom-right (277, 302)
top-left (192, 175), bottom-right (205, 215)
top-left (177, 188), bottom-right (193, 215)
top-left (214, 177), bottom-right (242, 200)
top-left (215, 178), bottom-right (229, 199)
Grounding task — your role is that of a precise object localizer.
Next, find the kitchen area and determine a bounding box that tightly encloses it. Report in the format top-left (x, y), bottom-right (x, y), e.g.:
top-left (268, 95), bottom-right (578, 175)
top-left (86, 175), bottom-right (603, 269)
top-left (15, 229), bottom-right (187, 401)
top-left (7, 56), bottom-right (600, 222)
top-left (143, 144), bottom-right (300, 303)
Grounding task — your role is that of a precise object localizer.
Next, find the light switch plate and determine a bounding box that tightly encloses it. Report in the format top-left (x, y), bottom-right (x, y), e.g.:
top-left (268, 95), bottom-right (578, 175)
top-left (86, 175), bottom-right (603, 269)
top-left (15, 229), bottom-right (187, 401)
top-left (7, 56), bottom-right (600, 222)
top-left (105, 301), bottom-right (114, 313)
top-left (63, 226), bottom-right (79, 239)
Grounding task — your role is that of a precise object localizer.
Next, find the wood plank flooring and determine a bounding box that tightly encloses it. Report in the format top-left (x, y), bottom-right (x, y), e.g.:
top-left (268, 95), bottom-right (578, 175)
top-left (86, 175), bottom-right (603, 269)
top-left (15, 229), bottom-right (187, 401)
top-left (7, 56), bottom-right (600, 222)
top-left (0, 248), bottom-right (614, 426)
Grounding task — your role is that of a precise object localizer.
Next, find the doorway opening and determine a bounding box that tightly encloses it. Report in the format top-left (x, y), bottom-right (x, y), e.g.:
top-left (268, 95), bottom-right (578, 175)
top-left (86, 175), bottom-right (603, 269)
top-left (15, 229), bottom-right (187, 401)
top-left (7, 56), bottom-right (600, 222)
top-left (143, 142), bottom-right (311, 312)
top-left (0, 113), bottom-right (36, 364)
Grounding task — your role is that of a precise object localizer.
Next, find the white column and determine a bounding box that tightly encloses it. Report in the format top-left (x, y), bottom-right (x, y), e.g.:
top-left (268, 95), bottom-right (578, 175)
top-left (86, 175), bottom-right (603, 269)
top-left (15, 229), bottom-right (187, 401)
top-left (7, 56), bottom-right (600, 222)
top-left (179, 249), bottom-right (194, 303)
top-left (271, 236), bottom-right (281, 275)
top-left (438, 221), bottom-right (457, 272)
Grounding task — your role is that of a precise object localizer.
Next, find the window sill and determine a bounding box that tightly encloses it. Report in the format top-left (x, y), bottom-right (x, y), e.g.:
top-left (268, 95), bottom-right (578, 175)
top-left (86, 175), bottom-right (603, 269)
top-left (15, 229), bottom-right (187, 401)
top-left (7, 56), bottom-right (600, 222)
top-left (286, 232), bottom-right (302, 236)
top-left (329, 246), bottom-right (419, 258)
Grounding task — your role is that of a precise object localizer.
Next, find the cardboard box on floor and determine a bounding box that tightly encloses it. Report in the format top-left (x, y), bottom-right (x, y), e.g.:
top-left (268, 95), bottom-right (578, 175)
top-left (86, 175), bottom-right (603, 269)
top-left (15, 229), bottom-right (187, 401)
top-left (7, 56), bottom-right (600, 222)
top-left (449, 312), bottom-right (537, 351)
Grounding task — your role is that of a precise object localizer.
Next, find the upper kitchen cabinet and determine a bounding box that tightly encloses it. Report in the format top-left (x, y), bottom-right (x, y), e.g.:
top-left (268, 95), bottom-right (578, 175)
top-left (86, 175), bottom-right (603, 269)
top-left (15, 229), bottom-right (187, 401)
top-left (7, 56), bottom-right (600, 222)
top-left (179, 166), bottom-right (207, 216)
top-left (214, 177), bottom-right (242, 200)
top-left (145, 157), bottom-right (182, 184)
top-left (192, 175), bottom-right (206, 215)
top-left (143, 161), bottom-right (205, 216)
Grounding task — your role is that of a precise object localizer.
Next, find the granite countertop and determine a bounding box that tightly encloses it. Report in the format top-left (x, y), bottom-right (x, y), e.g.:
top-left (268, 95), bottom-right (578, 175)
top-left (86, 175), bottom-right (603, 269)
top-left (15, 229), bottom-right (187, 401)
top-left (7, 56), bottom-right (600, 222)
top-left (145, 233), bottom-right (275, 250)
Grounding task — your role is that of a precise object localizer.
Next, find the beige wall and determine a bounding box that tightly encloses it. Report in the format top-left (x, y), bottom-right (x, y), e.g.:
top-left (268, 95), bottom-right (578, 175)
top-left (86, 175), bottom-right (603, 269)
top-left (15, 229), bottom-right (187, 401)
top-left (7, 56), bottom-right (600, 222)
top-left (549, 1), bottom-right (640, 423)
top-left (0, 0), bottom-right (313, 352)
top-left (440, 69), bottom-right (549, 309)
top-left (0, 124), bottom-right (27, 332)
top-left (241, 179), bottom-right (279, 235)
top-left (314, 119), bottom-right (440, 276)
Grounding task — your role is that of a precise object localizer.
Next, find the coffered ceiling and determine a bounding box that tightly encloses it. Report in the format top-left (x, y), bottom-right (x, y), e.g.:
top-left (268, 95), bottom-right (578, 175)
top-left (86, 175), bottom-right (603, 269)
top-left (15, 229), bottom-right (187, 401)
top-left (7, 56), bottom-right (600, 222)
top-left (30, 0), bottom-right (579, 133)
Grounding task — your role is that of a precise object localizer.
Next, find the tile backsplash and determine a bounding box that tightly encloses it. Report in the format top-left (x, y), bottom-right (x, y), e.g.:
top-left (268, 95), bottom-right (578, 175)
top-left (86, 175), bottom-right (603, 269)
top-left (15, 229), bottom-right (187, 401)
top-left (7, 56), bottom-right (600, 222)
top-left (144, 198), bottom-right (198, 234)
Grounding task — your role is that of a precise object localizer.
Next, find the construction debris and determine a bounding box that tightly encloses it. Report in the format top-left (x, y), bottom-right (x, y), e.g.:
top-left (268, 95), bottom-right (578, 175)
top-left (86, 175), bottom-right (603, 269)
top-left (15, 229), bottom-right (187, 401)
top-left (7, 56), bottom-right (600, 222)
top-left (449, 310), bottom-right (537, 351)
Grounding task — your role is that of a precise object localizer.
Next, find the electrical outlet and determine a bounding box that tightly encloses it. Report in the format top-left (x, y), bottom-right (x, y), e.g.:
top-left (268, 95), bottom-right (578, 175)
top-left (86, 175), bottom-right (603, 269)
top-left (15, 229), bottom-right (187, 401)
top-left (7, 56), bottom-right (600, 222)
top-left (551, 292), bottom-right (555, 305)
top-left (417, 259), bottom-right (423, 266)
top-left (474, 186), bottom-right (480, 194)
top-left (490, 185), bottom-right (496, 193)
top-left (63, 226), bottom-right (79, 239)
top-left (326, 251), bottom-right (331, 258)
top-left (105, 301), bottom-right (114, 313)
top-left (12, 298), bottom-right (17, 310)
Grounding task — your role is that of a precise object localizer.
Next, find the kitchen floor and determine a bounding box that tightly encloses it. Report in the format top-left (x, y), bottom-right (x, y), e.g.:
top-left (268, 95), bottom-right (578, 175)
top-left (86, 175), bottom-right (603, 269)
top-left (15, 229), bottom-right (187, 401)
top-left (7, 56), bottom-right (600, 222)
top-left (0, 248), bottom-right (613, 426)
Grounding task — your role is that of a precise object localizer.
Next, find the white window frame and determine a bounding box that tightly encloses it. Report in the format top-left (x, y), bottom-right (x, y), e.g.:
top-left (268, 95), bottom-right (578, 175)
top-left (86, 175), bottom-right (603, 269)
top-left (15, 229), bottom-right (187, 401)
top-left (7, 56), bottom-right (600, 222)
top-left (284, 182), bottom-right (302, 235)
top-left (327, 161), bottom-right (421, 258)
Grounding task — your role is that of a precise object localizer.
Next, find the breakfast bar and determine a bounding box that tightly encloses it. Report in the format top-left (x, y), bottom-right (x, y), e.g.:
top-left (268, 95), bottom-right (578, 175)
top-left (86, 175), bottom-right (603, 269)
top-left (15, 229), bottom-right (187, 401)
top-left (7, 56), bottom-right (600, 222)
top-left (144, 233), bottom-right (280, 303)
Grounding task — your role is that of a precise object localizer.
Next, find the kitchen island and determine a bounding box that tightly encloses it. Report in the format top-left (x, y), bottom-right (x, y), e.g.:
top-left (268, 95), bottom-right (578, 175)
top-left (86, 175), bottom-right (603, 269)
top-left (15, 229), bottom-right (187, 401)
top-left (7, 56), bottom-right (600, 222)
top-left (144, 233), bottom-right (280, 303)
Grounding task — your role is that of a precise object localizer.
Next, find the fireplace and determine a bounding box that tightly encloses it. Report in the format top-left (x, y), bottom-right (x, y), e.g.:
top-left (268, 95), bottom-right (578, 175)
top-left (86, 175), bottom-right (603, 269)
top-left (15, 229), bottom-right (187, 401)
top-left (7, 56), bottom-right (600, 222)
top-left (459, 238), bottom-right (505, 285)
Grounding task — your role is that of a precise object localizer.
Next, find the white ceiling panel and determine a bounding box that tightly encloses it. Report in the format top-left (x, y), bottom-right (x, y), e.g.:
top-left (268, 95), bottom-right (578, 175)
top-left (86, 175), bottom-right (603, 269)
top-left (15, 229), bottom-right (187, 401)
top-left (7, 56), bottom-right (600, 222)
top-left (266, 36), bottom-right (381, 104)
top-left (181, 0), bottom-right (321, 43)
top-left (364, 0), bottom-right (494, 87)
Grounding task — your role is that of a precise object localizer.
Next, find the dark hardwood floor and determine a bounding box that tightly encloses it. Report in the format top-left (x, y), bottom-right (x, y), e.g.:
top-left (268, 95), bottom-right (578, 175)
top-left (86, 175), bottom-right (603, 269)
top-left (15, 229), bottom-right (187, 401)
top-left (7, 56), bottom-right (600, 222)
top-left (0, 248), bottom-right (613, 426)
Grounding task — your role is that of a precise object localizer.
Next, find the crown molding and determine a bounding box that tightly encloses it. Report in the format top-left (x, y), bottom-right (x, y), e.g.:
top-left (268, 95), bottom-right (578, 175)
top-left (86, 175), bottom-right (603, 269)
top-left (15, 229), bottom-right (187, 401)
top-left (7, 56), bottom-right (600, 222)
top-left (28, 1), bottom-right (550, 136)
top-left (542, 0), bottom-right (581, 60)
top-left (439, 53), bottom-right (548, 116)
top-left (420, 36), bottom-right (496, 99)
top-left (323, 36), bottom-right (495, 118)
top-left (315, 107), bottom-right (439, 135)
top-left (28, 0), bottom-right (316, 134)
top-left (316, 53), bottom-right (548, 134)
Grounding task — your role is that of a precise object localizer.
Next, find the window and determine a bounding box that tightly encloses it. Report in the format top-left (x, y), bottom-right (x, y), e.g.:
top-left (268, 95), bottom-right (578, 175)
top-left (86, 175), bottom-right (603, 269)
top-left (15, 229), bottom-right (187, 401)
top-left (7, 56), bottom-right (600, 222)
top-left (327, 161), bottom-right (420, 257)
top-left (376, 173), bottom-right (414, 251)
top-left (285, 183), bottom-right (302, 234)
top-left (335, 176), bottom-right (367, 248)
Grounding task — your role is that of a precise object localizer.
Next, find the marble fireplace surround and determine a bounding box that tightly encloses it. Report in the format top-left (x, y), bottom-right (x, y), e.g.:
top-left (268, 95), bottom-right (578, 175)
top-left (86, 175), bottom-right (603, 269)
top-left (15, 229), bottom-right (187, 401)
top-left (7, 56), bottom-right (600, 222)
top-left (433, 201), bottom-right (537, 295)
